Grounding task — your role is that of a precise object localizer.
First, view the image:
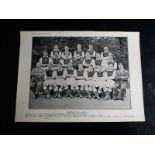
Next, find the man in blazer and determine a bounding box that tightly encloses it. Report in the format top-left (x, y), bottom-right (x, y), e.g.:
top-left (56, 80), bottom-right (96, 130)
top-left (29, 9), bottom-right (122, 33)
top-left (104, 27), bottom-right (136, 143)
top-left (113, 63), bottom-right (129, 100)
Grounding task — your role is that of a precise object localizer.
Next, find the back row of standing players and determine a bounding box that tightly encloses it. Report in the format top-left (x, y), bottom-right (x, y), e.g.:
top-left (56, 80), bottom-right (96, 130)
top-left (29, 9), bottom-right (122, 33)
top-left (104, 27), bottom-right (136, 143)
top-left (31, 44), bottom-right (129, 100)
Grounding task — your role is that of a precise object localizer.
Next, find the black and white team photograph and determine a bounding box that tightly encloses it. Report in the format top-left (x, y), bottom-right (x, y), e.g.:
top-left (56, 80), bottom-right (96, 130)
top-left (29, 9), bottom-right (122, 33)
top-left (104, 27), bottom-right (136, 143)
top-left (29, 36), bottom-right (131, 110)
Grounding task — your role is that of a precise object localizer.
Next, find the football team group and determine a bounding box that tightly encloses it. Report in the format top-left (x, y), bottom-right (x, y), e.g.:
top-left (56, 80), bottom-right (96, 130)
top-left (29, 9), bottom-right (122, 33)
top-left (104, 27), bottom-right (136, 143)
top-left (30, 44), bottom-right (129, 100)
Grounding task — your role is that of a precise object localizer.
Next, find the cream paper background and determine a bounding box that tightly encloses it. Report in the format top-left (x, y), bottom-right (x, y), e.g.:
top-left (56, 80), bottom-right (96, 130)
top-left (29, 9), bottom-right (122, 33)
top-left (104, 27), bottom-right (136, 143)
top-left (15, 31), bottom-right (145, 122)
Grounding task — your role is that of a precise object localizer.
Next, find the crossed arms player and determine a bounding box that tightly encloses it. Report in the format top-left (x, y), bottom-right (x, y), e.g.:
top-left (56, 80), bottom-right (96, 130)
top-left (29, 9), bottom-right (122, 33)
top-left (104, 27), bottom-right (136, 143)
top-left (39, 51), bottom-right (52, 69)
top-left (50, 44), bottom-right (61, 59)
top-left (63, 63), bottom-right (76, 98)
top-left (85, 65), bottom-right (96, 99)
top-left (74, 64), bottom-right (87, 98)
top-left (104, 62), bottom-right (116, 100)
top-left (86, 44), bottom-right (96, 59)
top-left (53, 63), bottom-right (66, 98)
top-left (83, 52), bottom-right (95, 69)
top-left (74, 44), bottom-right (84, 58)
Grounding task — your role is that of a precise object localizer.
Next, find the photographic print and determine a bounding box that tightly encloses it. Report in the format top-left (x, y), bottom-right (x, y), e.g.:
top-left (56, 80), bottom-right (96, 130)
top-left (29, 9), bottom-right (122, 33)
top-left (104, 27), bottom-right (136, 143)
top-left (30, 36), bottom-right (130, 110)
top-left (15, 31), bottom-right (144, 122)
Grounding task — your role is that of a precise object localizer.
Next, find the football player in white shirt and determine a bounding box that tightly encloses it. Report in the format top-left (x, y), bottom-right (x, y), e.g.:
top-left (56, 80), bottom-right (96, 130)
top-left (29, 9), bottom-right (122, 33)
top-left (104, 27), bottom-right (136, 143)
top-left (72, 53), bottom-right (84, 70)
top-left (83, 52), bottom-right (95, 69)
top-left (51, 52), bottom-right (61, 69)
top-left (60, 45), bottom-right (72, 60)
top-left (92, 66), bottom-right (107, 99)
top-left (104, 62), bottom-right (116, 100)
top-left (63, 63), bottom-right (76, 98)
top-left (101, 47), bottom-right (111, 69)
top-left (74, 44), bottom-right (84, 58)
top-left (74, 64), bottom-right (87, 98)
top-left (43, 64), bottom-right (56, 99)
top-left (86, 44), bottom-right (96, 59)
top-left (94, 53), bottom-right (103, 71)
top-left (50, 44), bottom-right (61, 59)
top-left (53, 63), bottom-right (66, 98)
top-left (107, 53), bottom-right (117, 70)
top-left (39, 51), bottom-right (52, 70)
top-left (101, 46), bottom-right (110, 58)
top-left (60, 52), bottom-right (72, 68)
top-left (85, 65), bottom-right (96, 99)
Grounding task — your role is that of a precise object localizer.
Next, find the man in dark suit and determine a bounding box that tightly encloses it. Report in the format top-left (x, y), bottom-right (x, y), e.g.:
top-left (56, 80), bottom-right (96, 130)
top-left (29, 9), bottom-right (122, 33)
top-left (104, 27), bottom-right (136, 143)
top-left (30, 62), bottom-right (45, 98)
top-left (113, 63), bottom-right (129, 100)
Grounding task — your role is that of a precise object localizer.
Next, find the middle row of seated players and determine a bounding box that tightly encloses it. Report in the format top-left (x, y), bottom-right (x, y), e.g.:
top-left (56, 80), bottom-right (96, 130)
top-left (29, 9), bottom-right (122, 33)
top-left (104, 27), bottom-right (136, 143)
top-left (43, 62), bottom-right (116, 99)
top-left (39, 44), bottom-right (117, 70)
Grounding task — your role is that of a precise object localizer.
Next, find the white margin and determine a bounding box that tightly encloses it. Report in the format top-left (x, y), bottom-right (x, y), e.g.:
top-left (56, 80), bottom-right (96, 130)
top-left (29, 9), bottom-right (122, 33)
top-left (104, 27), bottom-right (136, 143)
top-left (15, 31), bottom-right (145, 122)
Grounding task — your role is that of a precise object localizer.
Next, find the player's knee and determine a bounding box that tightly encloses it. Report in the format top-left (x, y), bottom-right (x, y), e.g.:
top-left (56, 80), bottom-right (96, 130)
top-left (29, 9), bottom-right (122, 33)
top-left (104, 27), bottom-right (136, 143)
top-left (37, 81), bottom-right (42, 87)
top-left (113, 85), bottom-right (117, 90)
top-left (85, 86), bottom-right (89, 91)
top-left (98, 90), bottom-right (102, 93)
top-left (98, 88), bottom-right (102, 93)
top-left (54, 86), bottom-right (58, 92)
top-left (59, 88), bottom-right (62, 92)
top-left (121, 84), bottom-right (127, 89)
top-left (93, 88), bottom-right (97, 93)
top-left (64, 85), bottom-right (68, 90)
top-left (43, 85), bottom-right (47, 90)
top-left (88, 87), bottom-right (92, 91)
top-left (71, 85), bottom-right (75, 90)
top-left (49, 85), bottom-right (53, 90)
top-left (104, 87), bottom-right (107, 91)
top-left (75, 86), bottom-right (79, 90)
top-left (108, 88), bottom-right (112, 92)
top-left (95, 84), bottom-right (99, 88)
top-left (80, 86), bottom-right (84, 90)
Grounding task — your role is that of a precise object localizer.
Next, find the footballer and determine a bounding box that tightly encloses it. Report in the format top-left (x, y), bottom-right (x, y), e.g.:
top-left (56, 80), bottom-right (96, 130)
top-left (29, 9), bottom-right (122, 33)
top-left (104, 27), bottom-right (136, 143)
top-left (83, 52), bottom-right (95, 69)
top-left (74, 44), bottom-right (84, 58)
top-left (74, 64), bottom-right (87, 98)
top-left (92, 66), bottom-right (107, 99)
top-left (61, 45), bottom-right (72, 60)
top-left (53, 63), bottom-right (66, 98)
top-left (50, 44), bottom-right (61, 59)
top-left (104, 62), bottom-right (116, 100)
top-left (72, 53), bottom-right (84, 70)
top-left (94, 53), bottom-right (103, 71)
top-left (39, 51), bottom-right (52, 69)
top-left (30, 62), bottom-right (45, 98)
top-left (86, 44), bottom-right (96, 59)
top-left (63, 63), bottom-right (76, 98)
top-left (85, 65), bottom-right (96, 99)
top-left (43, 64), bottom-right (56, 99)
